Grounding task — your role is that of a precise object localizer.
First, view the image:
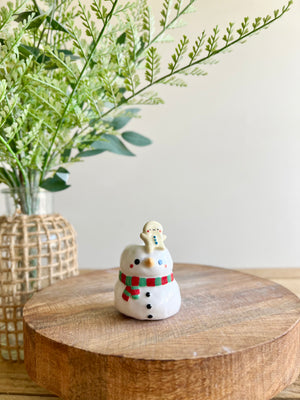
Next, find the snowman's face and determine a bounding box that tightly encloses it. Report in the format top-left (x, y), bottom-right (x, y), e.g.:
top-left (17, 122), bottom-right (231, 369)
top-left (120, 245), bottom-right (173, 277)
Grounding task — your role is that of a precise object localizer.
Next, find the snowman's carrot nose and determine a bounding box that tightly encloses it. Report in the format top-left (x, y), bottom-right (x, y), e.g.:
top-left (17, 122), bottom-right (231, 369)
top-left (144, 257), bottom-right (155, 267)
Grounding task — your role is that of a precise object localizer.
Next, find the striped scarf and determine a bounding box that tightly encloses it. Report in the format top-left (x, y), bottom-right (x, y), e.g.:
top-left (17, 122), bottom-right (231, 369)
top-left (119, 271), bottom-right (174, 301)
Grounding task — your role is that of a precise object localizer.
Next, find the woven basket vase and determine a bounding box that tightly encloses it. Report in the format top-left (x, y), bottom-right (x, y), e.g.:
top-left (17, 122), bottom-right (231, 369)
top-left (0, 213), bottom-right (78, 361)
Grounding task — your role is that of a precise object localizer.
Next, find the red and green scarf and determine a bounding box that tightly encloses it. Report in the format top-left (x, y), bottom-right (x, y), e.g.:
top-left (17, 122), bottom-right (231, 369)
top-left (119, 271), bottom-right (174, 301)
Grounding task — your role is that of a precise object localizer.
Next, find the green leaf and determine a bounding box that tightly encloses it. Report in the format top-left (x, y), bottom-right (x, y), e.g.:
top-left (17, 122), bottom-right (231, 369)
top-left (27, 12), bottom-right (49, 30)
top-left (122, 131), bottom-right (152, 147)
top-left (40, 167), bottom-right (70, 192)
top-left (47, 17), bottom-right (71, 34)
top-left (117, 32), bottom-right (126, 45)
top-left (160, 0), bottom-right (172, 28)
top-left (14, 11), bottom-right (38, 22)
top-left (76, 149), bottom-right (105, 158)
top-left (15, 10), bottom-right (71, 35)
top-left (36, 49), bottom-right (80, 68)
top-left (61, 148), bottom-right (72, 162)
top-left (108, 108), bottom-right (140, 130)
top-left (55, 167), bottom-right (70, 183)
top-left (168, 35), bottom-right (189, 72)
top-left (145, 47), bottom-right (161, 84)
top-left (205, 26), bottom-right (219, 55)
top-left (56, 49), bottom-right (81, 61)
top-left (92, 134), bottom-right (135, 156)
top-left (161, 76), bottom-right (187, 86)
top-left (188, 32), bottom-right (206, 63)
top-left (36, 53), bottom-right (51, 65)
top-left (19, 44), bottom-right (41, 59)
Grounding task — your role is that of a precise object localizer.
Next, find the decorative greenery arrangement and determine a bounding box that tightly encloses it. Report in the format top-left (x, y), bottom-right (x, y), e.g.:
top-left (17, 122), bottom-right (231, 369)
top-left (0, 0), bottom-right (292, 213)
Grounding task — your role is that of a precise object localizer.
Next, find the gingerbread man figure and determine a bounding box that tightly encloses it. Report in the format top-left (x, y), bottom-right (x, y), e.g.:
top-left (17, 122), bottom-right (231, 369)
top-left (140, 221), bottom-right (166, 254)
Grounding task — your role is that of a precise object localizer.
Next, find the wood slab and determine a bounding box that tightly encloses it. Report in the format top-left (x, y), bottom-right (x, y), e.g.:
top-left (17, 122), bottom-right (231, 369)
top-left (23, 264), bottom-right (300, 400)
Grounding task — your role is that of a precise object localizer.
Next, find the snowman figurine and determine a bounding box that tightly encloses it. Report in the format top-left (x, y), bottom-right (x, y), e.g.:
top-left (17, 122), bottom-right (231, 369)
top-left (114, 221), bottom-right (181, 320)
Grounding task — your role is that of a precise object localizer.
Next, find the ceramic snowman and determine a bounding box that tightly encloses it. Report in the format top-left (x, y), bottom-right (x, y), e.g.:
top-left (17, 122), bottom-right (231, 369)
top-left (114, 221), bottom-right (181, 320)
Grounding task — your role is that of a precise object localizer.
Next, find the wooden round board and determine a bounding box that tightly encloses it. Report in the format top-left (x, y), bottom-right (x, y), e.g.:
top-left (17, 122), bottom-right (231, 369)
top-left (23, 264), bottom-right (300, 400)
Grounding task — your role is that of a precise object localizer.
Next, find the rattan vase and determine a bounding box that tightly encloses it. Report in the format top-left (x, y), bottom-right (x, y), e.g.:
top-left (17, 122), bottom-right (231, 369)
top-left (0, 190), bottom-right (78, 361)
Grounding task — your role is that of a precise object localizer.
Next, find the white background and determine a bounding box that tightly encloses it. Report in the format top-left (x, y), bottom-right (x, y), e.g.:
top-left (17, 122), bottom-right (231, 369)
top-left (2, 0), bottom-right (300, 269)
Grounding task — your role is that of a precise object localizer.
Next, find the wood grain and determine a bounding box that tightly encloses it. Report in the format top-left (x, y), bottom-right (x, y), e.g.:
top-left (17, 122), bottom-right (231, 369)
top-left (0, 356), bottom-right (52, 395)
top-left (0, 396), bottom-right (57, 400)
top-left (23, 264), bottom-right (300, 400)
top-left (7, 358), bottom-right (300, 400)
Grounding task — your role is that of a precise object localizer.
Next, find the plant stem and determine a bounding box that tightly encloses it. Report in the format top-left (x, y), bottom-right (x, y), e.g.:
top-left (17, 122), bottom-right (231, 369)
top-left (39, 0), bottom-right (119, 183)
top-left (101, 8), bottom-right (289, 120)
top-left (36, 26), bottom-right (47, 49)
top-left (149, 0), bottom-right (196, 48)
top-left (0, 136), bottom-right (29, 186)
top-left (32, 0), bottom-right (41, 13)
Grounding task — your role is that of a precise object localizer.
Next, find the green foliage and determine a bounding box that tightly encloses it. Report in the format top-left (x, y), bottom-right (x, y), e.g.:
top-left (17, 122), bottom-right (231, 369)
top-left (40, 167), bottom-right (70, 191)
top-left (160, 0), bottom-right (173, 28)
top-left (168, 35), bottom-right (189, 72)
top-left (145, 47), bottom-right (161, 83)
top-left (0, 0), bottom-right (293, 201)
top-left (188, 32), bottom-right (206, 64)
top-left (122, 131), bottom-right (152, 146)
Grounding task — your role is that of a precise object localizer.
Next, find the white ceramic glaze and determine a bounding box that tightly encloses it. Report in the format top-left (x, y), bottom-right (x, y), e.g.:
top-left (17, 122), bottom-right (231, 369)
top-left (114, 243), bottom-right (181, 320)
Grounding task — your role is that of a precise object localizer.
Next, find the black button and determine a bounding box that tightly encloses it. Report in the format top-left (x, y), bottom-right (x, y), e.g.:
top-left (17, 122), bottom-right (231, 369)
top-left (146, 292), bottom-right (150, 297)
top-left (134, 259), bottom-right (140, 265)
top-left (146, 304), bottom-right (152, 309)
top-left (147, 315), bottom-right (153, 319)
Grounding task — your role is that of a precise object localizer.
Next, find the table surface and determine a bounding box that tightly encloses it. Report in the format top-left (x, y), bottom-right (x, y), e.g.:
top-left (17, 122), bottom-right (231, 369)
top-left (1, 267), bottom-right (300, 400)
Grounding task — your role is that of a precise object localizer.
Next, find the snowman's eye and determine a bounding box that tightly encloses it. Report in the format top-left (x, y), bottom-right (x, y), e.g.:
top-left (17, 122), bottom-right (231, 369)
top-left (158, 259), bottom-right (163, 265)
top-left (134, 259), bottom-right (140, 265)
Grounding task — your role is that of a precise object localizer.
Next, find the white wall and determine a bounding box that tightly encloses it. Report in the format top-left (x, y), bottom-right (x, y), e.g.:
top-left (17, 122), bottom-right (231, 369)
top-left (3, 0), bottom-right (300, 269)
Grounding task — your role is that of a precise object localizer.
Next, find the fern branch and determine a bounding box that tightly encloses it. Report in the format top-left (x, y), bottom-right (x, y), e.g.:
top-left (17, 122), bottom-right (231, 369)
top-left (188, 31), bottom-right (206, 64)
top-left (27, 88), bottom-right (63, 117)
top-left (90, 0), bottom-right (108, 23)
top-left (45, 49), bottom-right (78, 79)
top-left (168, 34), bottom-right (189, 72)
top-left (145, 47), bottom-right (161, 84)
top-left (160, 0), bottom-right (173, 29)
top-left (78, 0), bottom-right (97, 42)
top-left (123, 57), bottom-right (139, 95)
top-left (67, 23), bottom-right (88, 61)
top-left (40, 0), bottom-right (120, 183)
top-left (0, 1), bottom-right (27, 31)
top-left (27, 109), bottom-right (56, 133)
top-left (101, 4), bottom-right (292, 119)
top-left (142, 5), bottom-right (154, 45)
top-left (223, 22), bottom-right (234, 46)
top-left (101, 72), bottom-right (119, 106)
top-left (206, 26), bottom-right (219, 56)
top-left (0, 16), bottom-right (34, 65)
top-left (145, 0), bottom-right (197, 52)
top-left (29, 76), bottom-right (68, 96)
top-left (0, 98), bottom-right (19, 130)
